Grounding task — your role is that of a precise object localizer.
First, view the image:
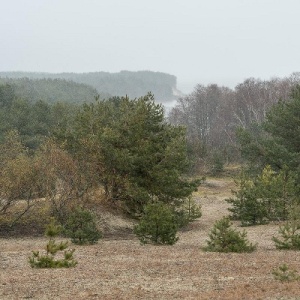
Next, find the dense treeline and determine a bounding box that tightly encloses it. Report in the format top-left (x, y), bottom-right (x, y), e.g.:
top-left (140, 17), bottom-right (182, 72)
top-left (0, 70), bottom-right (177, 102)
top-left (0, 77), bottom-right (99, 104)
top-left (169, 73), bottom-right (300, 171)
top-left (0, 83), bottom-right (77, 148)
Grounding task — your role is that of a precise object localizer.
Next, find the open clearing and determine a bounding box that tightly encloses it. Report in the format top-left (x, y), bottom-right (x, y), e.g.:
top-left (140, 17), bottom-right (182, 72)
top-left (1, 178), bottom-right (300, 299)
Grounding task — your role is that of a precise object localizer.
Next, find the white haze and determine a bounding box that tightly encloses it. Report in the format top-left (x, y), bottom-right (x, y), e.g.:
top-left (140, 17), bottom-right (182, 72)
top-left (1, 0), bottom-right (300, 94)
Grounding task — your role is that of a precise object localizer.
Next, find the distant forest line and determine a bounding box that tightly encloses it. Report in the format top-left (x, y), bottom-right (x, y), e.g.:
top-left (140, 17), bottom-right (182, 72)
top-left (0, 70), bottom-right (178, 103)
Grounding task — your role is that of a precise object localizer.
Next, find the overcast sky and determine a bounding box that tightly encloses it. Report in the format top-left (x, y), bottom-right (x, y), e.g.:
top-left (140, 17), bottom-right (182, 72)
top-left (1, 0), bottom-right (300, 93)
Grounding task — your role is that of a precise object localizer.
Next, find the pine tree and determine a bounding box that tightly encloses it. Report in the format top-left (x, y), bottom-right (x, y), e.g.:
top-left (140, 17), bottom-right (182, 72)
top-left (29, 218), bottom-right (77, 268)
top-left (273, 264), bottom-right (300, 282)
top-left (272, 223), bottom-right (300, 250)
top-left (204, 217), bottom-right (256, 253)
top-left (237, 85), bottom-right (300, 192)
top-left (64, 208), bottom-right (102, 245)
top-left (272, 205), bottom-right (300, 250)
top-left (226, 166), bottom-right (298, 226)
top-left (60, 93), bottom-right (199, 215)
top-left (226, 173), bottom-right (267, 226)
top-left (174, 196), bottom-right (202, 228)
top-left (134, 202), bottom-right (179, 245)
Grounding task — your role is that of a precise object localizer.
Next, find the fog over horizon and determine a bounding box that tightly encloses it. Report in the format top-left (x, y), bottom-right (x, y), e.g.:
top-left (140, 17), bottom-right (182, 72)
top-left (2, 0), bottom-right (300, 94)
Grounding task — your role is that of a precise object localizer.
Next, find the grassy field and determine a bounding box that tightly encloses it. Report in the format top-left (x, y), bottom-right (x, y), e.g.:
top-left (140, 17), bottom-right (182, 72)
top-left (1, 177), bottom-right (300, 299)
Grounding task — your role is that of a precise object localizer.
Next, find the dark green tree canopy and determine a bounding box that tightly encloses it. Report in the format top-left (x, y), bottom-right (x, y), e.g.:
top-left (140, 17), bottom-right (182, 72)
top-left (61, 93), bottom-right (199, 215)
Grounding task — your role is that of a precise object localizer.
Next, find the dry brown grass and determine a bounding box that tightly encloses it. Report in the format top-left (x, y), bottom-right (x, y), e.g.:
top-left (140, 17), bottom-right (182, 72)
top-left (1, 177), bottom-right (300, 299)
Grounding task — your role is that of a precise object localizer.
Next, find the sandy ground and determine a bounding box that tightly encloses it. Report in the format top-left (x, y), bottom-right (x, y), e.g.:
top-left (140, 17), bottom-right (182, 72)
top-left (1, 178), bottom-right (300, 300)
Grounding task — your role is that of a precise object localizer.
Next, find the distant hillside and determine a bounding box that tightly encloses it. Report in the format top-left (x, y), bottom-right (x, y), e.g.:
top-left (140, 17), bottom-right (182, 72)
top-left (0, 71), bottom-right (180, 103)
top-left (0, 77), bottom-right (99, 104)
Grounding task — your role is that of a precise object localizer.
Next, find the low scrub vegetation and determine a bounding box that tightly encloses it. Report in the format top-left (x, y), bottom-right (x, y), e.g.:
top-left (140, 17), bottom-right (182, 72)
top-left (272, 206), bottom-right (300, 250)
top-left (204, 217), bottom-right (256, 253)
top-left (29, 218), bottom-right (77, 268)
top-left (134, 202), bottom-right (179, 245)
top-left (272, 264), bottom-right (300, 282)
top-left (64, 207), bottom-right (102, 245)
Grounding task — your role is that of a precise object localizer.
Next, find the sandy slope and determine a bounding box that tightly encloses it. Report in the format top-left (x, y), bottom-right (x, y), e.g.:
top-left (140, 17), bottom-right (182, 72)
top-left (1, 178), bottom-right (300, 300)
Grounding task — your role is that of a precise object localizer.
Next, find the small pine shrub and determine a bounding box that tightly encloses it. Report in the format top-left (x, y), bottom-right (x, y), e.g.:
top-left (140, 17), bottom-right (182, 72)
top-left (64, 208), bottom-right (102, 245)
top-left (174, 197), bottom-right (202, 228)
top-left (29, 218), bottom-right (77, 268)
top-left (272, 222), bottom-right (300, 250)
top-left (203, 217), bottom-right (257, 253)
top-left (226, 166), bottom-right (298, 226)
top-left (272, 264), bottom-right (300, 282)
top-left (134, 202), bottom-right (179, 245)
top-left (226, 175), bottom-right (268, 226)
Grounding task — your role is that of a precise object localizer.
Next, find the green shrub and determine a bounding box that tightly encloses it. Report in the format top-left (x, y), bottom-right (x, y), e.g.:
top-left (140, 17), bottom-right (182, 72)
top-left (174, 196), bottom-right (202, 228)
top-left (272, 264), bottom-right (300, 282)
top-left (272, 204), bottom-right (300, 250)
top-left (29, 218), bottom-right (77, 268)
top-left (272, 222), bottom-right (300, 250)
top-left (64, 208), bottom-right (102, 245)
top-left (134, 202), bottom-right (179, 245)
top-left (226, 173), bottom-right (268, 226)
top-left (203, 217), bottom-right (257, 253)
top-left (226, 166), bottom-right (297, 226)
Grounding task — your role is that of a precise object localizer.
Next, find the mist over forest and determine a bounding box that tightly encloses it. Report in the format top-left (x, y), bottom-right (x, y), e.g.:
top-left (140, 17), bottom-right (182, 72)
top-left (1, 69), bottom-right (300, 236)
top-left (2, 66), bottom-right (300, 298)
top-left (2, 0), bottom-right (300, 297)
top-left (0, 70), bottom-right (179, 103)
top-left (1, 70), bottom-right (300, 164)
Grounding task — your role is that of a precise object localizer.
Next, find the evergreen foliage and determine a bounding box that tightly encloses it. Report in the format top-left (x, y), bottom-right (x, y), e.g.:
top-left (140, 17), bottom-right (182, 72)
top-left (233, 86), bottom-right (300, 230)
top-left (174, 196), bottom-right (202, 228)
top-left (0, 77), bottom-right (98, 104)
top-left (64, 208), bottom-right (102, 245)
top-left (134, 202), bottom-right (179, 245)
top-left (226, 172), bottom-right (268, 226)
top-left (226, 166), bottom-right (298, 226)
top-left (204, 217), bottom-right (256, 253)
top-left (29, 218), bottom-right (77, 268)
top-left (61, 93), bottom-right (199, 215)
top-left (272, 223), bottom-right (300, 250)
top-left (272, 264), bottom-right (300, 282)
top-left (0, 83), bottom-right (78, 149)
top-left (272, 205), bottom-right (300, 250)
